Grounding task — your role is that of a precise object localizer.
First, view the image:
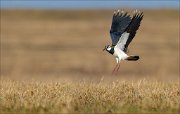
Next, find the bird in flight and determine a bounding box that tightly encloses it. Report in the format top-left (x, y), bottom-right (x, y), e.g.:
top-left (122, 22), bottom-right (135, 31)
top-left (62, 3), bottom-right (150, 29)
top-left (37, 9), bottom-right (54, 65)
top-left (103, 9), bottom-right (144, 74)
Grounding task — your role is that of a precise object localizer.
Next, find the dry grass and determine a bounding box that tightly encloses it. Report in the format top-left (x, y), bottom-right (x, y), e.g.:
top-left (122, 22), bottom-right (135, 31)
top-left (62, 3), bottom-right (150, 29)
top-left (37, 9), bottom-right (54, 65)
top-left (0, 79), bottom-right (180, 113)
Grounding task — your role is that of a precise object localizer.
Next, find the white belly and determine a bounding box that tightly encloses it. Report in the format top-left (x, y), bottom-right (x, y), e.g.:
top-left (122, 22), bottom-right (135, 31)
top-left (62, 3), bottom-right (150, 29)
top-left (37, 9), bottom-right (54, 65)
top-left (113, 48), bottom-right (128, 60)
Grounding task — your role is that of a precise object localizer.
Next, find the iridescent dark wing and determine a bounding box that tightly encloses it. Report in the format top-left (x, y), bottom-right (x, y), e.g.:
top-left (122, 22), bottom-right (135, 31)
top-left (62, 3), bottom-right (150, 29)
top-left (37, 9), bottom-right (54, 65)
top-left (110, 10), bottom-right (131, 46)
top-left (115, 10), bottom-right (144, 52)
top-left (124, 11), bottom-right (144, 52)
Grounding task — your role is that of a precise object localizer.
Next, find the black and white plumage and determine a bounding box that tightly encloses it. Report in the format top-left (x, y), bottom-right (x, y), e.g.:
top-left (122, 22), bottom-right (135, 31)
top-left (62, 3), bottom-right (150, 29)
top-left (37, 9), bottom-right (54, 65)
top-left (103, 9), bottom-right (144, 74)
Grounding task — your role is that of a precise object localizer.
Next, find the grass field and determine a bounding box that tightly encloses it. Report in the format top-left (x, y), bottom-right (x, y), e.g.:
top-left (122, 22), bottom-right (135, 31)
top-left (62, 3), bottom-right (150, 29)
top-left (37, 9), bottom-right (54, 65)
top-left (1, 79), bottom-right (180, 113)
top-left (0, 9), bottom-right (179, 113)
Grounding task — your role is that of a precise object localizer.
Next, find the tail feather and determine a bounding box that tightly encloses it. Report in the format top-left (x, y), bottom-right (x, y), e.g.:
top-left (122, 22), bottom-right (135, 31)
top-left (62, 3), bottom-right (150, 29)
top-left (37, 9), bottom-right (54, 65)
top-left (126, 55), bottom-right (139, 61)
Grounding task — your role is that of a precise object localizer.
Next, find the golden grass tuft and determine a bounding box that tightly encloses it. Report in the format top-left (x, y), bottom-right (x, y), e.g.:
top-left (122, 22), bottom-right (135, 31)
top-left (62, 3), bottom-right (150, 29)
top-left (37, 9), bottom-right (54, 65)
top-left (0, 79), bottom-right (179, 113)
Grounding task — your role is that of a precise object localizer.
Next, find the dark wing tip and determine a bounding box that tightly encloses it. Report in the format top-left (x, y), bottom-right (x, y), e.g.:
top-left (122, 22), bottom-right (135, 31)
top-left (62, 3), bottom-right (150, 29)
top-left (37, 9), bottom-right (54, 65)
top-left (123, 9), bottom-right (144, 49)
top-left (133, 10), bottom-right (144, 18)
top-left (113, 9), bottom-right (130, 17)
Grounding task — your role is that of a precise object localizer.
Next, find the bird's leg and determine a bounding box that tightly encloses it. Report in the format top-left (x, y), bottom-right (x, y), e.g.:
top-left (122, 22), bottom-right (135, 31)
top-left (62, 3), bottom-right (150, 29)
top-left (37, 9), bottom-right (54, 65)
top-left (116, 63), bottom-right (121, 73)
top-left (112, 57), bottom-right (120, 75)
top-left (114, 58), bottom-right (121, 75)
top-left (113, 63), bottom-right (120, 75)
top-left (112, 64), bottom-right (118, 75)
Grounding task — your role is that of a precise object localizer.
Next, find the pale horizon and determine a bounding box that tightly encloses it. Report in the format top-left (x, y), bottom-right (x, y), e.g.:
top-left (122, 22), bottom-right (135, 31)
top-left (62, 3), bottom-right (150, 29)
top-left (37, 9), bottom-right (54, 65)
top-left (1, 1), bottom-right (179, 9)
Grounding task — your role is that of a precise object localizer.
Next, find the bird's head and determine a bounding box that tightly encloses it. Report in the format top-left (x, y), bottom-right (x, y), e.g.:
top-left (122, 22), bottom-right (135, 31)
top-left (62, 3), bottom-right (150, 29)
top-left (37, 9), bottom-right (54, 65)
top-left (103, 45), bottom-right (112, 52)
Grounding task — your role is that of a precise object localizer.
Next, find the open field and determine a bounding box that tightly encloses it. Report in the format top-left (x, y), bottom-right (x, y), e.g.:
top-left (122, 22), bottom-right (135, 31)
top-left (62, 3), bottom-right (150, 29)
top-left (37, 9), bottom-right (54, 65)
top-left (1, 79), bottom-right (180, 113)
top-left (0, 9), bottom-right (179, 113)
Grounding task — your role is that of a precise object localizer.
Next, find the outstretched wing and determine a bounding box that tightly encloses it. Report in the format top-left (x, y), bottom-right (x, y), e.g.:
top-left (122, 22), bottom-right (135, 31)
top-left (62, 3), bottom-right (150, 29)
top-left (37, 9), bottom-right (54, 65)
top-left (110, 10), bottom-right (131, 46)
top-left (115, 10), bottom-right (144, 52)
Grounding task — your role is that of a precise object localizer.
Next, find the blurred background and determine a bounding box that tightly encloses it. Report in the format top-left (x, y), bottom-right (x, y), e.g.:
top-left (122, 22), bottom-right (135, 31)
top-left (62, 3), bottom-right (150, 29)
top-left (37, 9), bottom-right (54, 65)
top-left (0, 1), bottom-right (179, 81)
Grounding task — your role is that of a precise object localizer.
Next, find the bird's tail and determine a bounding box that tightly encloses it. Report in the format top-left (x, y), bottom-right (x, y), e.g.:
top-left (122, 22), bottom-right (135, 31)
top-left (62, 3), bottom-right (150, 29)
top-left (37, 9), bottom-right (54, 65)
top-left (126, 55), bottom-right (139, 61)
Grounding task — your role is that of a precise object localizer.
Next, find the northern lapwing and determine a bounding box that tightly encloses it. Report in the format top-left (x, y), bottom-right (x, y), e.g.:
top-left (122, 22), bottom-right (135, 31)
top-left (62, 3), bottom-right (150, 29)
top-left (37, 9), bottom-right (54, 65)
top-left (103, 9), bottom-right (144, 74)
